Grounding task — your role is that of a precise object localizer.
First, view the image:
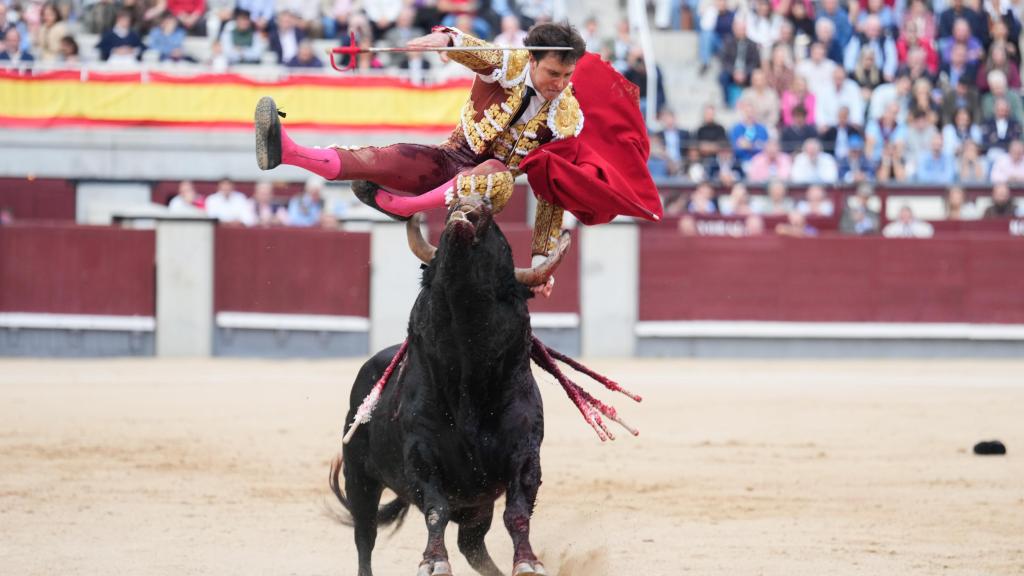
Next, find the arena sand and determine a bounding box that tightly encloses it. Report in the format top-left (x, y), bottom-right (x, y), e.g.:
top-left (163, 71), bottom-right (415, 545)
top-left (1, 358), bottom-right (1022, 575)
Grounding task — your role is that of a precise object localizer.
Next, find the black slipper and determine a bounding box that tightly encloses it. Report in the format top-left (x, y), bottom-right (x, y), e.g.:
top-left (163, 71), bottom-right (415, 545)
top-left (352, 180), bottom-right (410, 221)
top-left (255, 96), bottom-right (284, 171)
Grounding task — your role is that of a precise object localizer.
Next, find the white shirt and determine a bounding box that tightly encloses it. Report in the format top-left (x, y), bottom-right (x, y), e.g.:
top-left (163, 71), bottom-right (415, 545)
top-left (480, 65), bottom-right (548, 129)
top-left (206, 190), bottom-right (255, 225)
top-left (883, 220), bottom-right (934, 238)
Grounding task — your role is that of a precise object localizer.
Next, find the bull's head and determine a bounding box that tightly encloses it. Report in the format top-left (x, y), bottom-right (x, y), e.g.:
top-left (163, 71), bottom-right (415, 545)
top-left (406, 194), bottom-right (570, 289)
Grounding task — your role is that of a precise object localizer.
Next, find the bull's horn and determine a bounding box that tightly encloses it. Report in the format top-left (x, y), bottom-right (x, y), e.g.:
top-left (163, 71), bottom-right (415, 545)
top-left (515, 231), bottom-right (572, 287)
top-left (406, 214), bottom-right (436, 264)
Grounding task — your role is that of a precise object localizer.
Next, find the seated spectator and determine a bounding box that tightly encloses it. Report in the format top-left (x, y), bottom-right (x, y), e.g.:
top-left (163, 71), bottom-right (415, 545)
top-left (729, 100), bottom-right (770, 164)
top-left (623, 46), bottom-right (666, 113)
top-left (775, 211), bottom-right (818, 237)
top-left (493, 14), bottom-right (526, 47)
top-left (791, 139), bottom-right (839, 184)
top-left (796, 42), bottom-right (836, 101)
top-left (270, 10), bottom-right (304, 65)
top-left (780, 105), bottom-right (818, 154)
top-left (865, 102), bottom-right (906, 162)
top-left (902, 0), bottom-right (937, 41)
top-left (814, 18), bottom-right (844, 64)
top-left (219, 9), bottom-right (266, 65)
top-left (956, 139), bottom-right (989, 184)
top-left (717, 18), bottom-right (760, 107)
top-left (981, 98), bottom-right (1023, 156)
top-left (763, 43), bottom-right (795, 94)
top-left (787, 0), bottom-right (816, 49)
top-left (839, 184), bottom-right (880, 235)
top-left (990, 140), bottom-right (1024, 184)
top-left (695, 104), bottom-right (729, 162)
top-left (896, 21), bottom-right (938, 75)
top-left (249, 181), bottom-right (289, 226)
top-left (31, 2), bottom-right (69, 63)
top-left (720, 182), bottom-right (753, 216)
top-left (898, 45), bottom-right (938, 86)
top-left (677, 213), bottom-right (698, 236)
top-left (746, 137), bottom-right (793, 182)
top-left (914, 133), bottom-right (956, 183)
top-left (903, 110), bottom-right (939, 163)
top-left (655, 108), bottom-right (688, 170)
top-left (939, 43), bottom-right (978, 90)
top-left (821, 106), bottom-right (864, 161)
top-left (648, 133), bottom-right (678, 178)
top-left (942, 106), bottom-right (982, 157)
top-left (206, 178), bottom-right (253, 225)
top-left (755, 179), bottom-right (794, 215)
top-left (382, 7), bottom-right (425, 68)
top-left (57, 35), bottom-right (80, 64)
top-left (744, 214), bottom-right (767, 236)
top-left (818, 67), bottom-right (866, 129)
top-left (867, 72), bottom-right (911, 124)
top-left (977, 43), bottom-right (1020, 93)
top-left (987, 19), bottom-right (1020, 66)
top-left (286, 40), bottom-right (323, 68)
top-left (207, 0), bottom-right (238, 44)
top-left (745, 0), bottom-right (780, 61)
top-left (698, 0), bottom-right (735, 74)
top-left (439, 0), bottom-right (490, 40)
top-left (168, 180), bottom-right (205, 213)
top-left (235, 0), bottom-right (275, 34)
top-left (907, 78), bottom-right (940, 126)
top-left (0, 27), bottom-right (33, 65)
top-left (883, 205), bottom-right (934, 238)
top-left (97, 10), bottom-right (144, 63)
top-left (167, 0), bottom-right (206, 35)
top-left (738, 69), bottom-right (780, 128)
top-left (980, 70), bottom-right (1024, 124)
top-left (876, 141), bottom-right (908, 182)
top-left (687, 182), bottom-right (718, 215)
top-left (983, 182), bottom-right (1019, 218)
top-left (850, 47), bottom-right (886, 94)
top-left (938, 18), bottom-right (984, 67)
top-left (938, 0), bottom-right (984, 41)
top-left (277, 0), bottom-right (322, 37)
top-left (844, 16), bottom-right (897, 81)
top-left (838, 136), bottom-right (876, 183)
top-left (796, 185), bottom-right (835, 217)
top-left (940, 75), bottom-right (980, 126)
top-left (780, 76), bottom-right (816, 127)
top-left (147, 12), bottom-right (191, 62)
top-left (321, 0), bottom-right (354, 42)
top-left (944, 186), bottom-right (979, 220)
top-left (818, 0), bottom-right (853, 49)
top-left (288, 176), bottom-right (325, 226)
top-left (857, 0), bottom-right (898, 33)
top-left (365, 0), bottom-right (401, 38)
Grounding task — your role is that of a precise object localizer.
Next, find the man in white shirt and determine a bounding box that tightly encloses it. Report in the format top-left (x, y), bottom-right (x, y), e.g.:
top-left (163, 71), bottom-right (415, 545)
top-left (883, 205), bottom-right (935, 238)
top-left (791, 138), bottom-right (839, 184)
top-left (817, 65), bottom-right (866, 128)
top-left (205, 178), bottom-right (255, 225)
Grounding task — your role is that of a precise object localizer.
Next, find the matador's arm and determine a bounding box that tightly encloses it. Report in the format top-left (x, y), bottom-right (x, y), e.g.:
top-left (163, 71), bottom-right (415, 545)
top-left (432, 26), bottom-right (531, 85)
top-left (531, 199), bottom-right (564, 259)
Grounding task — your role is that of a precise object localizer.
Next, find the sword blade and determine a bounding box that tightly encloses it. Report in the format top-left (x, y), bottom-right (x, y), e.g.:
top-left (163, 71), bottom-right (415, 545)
top-left (363, 45), bottom-right (572, 53)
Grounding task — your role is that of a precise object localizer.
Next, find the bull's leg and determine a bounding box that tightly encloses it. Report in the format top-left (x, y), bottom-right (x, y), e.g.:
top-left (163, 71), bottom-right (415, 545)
top-left (503, 454), bottom-right (545, 575)
top-left (345, 464), bottom-right (384, 576)
top-left (417, 483), bottom-right (453, 576)
top-left (454, 505), bottom-right (502, 576)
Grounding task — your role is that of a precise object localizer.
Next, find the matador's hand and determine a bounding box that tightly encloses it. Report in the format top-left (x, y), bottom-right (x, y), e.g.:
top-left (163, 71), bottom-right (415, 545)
top-left (531, 276), bottom-right (555, 299)
top-left (407, 32), bottom-right (451, 50)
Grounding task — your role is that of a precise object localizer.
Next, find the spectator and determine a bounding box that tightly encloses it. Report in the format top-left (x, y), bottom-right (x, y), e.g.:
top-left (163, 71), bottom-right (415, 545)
top-left (286, 40), bottom-right (322, 68)
top-left (983, 182), bottom-right (1019, 218)
top-left (956, 139), bottom-right (989, 184)
top-left (382, 7), bottom-right (425, 69)
top-left (0, 27), bottom-right (33, 65)
top-left (838, 136), bottom-right (876, 183)
top-left (814, 17), bottom-right (844, 64)
top-left (655, 108), bottom-right (688, 169)
top-left (876, 140), bottom-right (909, 182)
top-left (288, 176), bottom-right (324, 226)
top-left (976, 43), bottom-right (1020, 93)
top-left (796, 42), bottom-right (836, 99)
top-left (865, 102), bottom-right (906, 162)
top-left (277, 0), bottom-right (322, 36)
top-left (270, 10), bottom-right (304, 65)
top-left (914, 133), bottom-right (956, 183)
top-left (206, 0), bottom-right (236, 44)
top-left (780, 76), bottom-right (816, 127)
top-left (938, 18), bottom-right (984, 67)
top-left (797, 185), bottom-right (835, 217)
top-left (987, 19), bottom-right (1020, 67)
top-left (883, 205), bottom-right (935, 237)
top-left (648, 133), bottom-right (679, 178)
top-left (493, 14), bottom-right (527, 46)
top-left (30, 2), bottom-right (68, 63)
top-left (147, 12), bottom-right (190, 62)
top-left (166, 0), bottom-right (206, 35)
top-left (907, 77), bottom-right (940, 126)
top-left (901, 0), bottom-right (936, 42)
top-left (687, 182), bottom-right (718, 214)
top-left (938, 0), bottom-right (984, 42)
top-left (611, 17), bottom-right (635, 72)
top-left (365, 0), bottom-right (402, 38)
top-left (248, 181), bottom-right (289, 226)
top-left (623, 46), bottom-right (666, 113)
top-left (96, 10), bottom-right (144, 63)
top-left (438, 0), bottom-right (490, 40)
top-left (816, 0), bottom-right (853, 48)
top-left (746, 137), bottom-right (793, 182)
top-left (856, 0), bottom-right (898, 33)
top-left (745, 0), bottom-right (781, 60)
top-left (839, 183), bottom-right (880, 235)
top-left (819, 66), bottom-right (867, 129)
top-left (57, 35), bottom-right (79, 63)
top-left (896, 20), bottom-right (939, 74)
top-left (744, 213), bottom-right (766, 235)
top-left (980, 70), bottom-right (1024, 124)
top-left (775, 210), bottom-right (818, 236)
top-left (581, 16), bottom-right (601, 53)
top-left (677, 213), bottom-right (699, 236)
top-left (763, 42), bottom-right (795, 94)
top-left (940, 75), bottom-right (979, 126)
top-left (780, 105), bottom-right (818, 154)
top-left (942, 106), bottom-right (982, 157)
top-left (235, 0), bottom-right (275, 34)
top-left (755, 179), bottom-right (794, 215)
top-left (844, 16), bottom-right (897, 81)
top-left (695, 104), bottom-right (729, 161)
top-left (981, 98), bottom-right (1023, 156)
top-left (730, 99), bottom-right (770, 164)
top-left (903, 109), bottom-right (939, 163)
top-left (738, 69), bottom-right (781, 128)
top-left (939, 43), bottom-right (979, 91)
top-left (899, 45), bottom-right (938, 86)
top-left (718, 17), bottom-right (760, 107)
top-left (322, 0), bottom-right (354, 42)
top-left (791, 138), bottom-right (839, 184)
top-left (720, 182), bottom-right (753, 216)
top-left (990, 140), bottom-right (1024, 183)
top-left (944, 186), bottom-right (979, 219)
top-left (206, 178), bottom-right (253, 225)
top-left (822, 106), bottom-right (864, 160)
top-left (0, 206), bottom-right (12, 225)
top-left (219, 9), bottom-right (266, 65)
top-left (867, 70), bottom-right (911, 124)
top-left (851, 47), bottom-right (886, 94)
top-left (698, 0), bottom-right (735, 74)
top-left (168, 180), bottom-right (205, 213)
top-left (1, 4), bottom-right (31, 53)
top-left (786, 0), bottom-right (816, 49)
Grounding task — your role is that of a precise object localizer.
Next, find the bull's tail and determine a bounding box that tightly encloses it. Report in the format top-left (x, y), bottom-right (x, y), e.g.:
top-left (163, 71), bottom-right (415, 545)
top-left (327, 453), bottom-right (410, 531)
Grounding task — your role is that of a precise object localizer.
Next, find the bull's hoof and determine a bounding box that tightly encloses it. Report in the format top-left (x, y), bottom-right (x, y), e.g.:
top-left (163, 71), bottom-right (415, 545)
top-left (417, 560), bottom-right (453, 576)
top-left (512, 561), bottom-right (547, 575)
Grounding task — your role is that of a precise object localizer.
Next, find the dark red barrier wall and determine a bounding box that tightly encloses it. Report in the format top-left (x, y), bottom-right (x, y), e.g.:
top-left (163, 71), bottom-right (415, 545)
top-left (640, 231), bottom-right (1024, 324)
top-left (0, 224), bottom-right (155, 315)
top-left (215, 227), bottom-right (370, 316)
top-left (0, 178), bottom-right (76, 220)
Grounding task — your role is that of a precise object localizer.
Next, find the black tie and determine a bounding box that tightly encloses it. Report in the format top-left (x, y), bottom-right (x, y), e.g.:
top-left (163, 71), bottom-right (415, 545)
top-left (509, 86), bottom-right (536, 126)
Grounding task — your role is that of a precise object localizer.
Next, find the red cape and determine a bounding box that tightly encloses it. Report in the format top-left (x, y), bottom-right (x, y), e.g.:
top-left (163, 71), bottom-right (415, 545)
top-left (519, 53), bottom-right (663, 226)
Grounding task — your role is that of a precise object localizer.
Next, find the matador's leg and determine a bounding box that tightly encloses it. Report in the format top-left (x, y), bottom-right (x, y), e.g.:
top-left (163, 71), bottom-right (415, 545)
top-left (375, 159), bottom-right (516, 217)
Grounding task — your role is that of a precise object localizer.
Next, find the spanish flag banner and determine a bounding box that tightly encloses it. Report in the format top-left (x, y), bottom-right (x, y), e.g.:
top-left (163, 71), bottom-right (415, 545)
top-left (0, 70), bottom-right (471, 131)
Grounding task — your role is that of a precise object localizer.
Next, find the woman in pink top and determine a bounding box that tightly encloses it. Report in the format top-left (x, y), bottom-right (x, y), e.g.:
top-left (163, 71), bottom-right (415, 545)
top-left (780, 76), bottom-right (816, 126)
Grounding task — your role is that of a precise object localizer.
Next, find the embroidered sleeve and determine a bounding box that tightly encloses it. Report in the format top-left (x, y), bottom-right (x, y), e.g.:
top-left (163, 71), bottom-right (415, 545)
top-left (531, 199), bottom-right (564, 256)
top-left (547, 85), bottom-right (584, 140)
top-left (434, 26), bottom-right (505, 76)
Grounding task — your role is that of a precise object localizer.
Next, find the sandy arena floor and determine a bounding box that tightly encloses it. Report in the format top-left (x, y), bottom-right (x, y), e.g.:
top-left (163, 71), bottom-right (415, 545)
top-left (1, 358), bottom-right (1022, 576)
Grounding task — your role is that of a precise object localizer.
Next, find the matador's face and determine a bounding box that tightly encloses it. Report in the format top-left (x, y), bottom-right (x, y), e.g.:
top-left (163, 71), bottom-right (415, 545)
top-left (529, 54), bottom-right (575, 101)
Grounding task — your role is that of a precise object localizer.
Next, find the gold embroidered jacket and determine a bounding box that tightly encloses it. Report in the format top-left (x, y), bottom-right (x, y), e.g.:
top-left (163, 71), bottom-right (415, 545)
top-left (438, 26), bottom-right (584, 257)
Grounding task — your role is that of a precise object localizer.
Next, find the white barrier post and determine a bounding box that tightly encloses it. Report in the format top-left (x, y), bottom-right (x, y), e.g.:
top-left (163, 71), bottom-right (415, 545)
top-left (156, 219), bottom-right (215, 357)
top-left (581, 222), bottom-right (639, 357)
top-left (370, 221), bottom-right (424, 353)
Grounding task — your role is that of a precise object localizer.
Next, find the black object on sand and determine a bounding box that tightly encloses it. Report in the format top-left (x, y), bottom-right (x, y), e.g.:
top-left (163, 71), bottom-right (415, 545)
top-left (973, 440), bottom-right (1007, 456)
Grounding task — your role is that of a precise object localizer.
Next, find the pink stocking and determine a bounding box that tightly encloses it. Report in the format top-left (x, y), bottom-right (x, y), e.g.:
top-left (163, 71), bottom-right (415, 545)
top-left (280, 126), bottom-right (342, 180)
top-left (375, 177), bottom-right (455, 218)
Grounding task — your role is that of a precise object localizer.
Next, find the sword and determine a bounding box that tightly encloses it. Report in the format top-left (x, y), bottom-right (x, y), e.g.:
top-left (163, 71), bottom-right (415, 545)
top-left (327, 31), bottom-right (572, 72)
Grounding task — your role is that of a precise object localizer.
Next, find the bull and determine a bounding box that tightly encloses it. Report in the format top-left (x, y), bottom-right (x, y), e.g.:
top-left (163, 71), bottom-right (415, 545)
top-left (329, 194), bottom-right (570, 576)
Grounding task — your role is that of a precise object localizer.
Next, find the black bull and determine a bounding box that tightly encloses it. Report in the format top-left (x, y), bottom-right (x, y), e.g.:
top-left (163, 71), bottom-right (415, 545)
top-left (330, 196), bottom-right (569, 576)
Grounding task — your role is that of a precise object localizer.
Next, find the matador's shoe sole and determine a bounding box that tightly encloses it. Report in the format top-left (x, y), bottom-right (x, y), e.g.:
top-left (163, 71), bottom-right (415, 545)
top-left (351, 180), bottom-right (410, 222)
top-left (254, 96), bottom-right (282, 170)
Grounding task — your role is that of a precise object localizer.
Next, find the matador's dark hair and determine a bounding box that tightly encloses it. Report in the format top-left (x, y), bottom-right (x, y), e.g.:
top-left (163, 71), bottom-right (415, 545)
top-left (525, 22), bottom-right (586, 65)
